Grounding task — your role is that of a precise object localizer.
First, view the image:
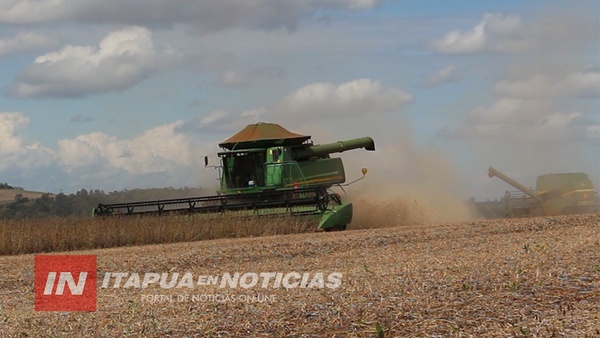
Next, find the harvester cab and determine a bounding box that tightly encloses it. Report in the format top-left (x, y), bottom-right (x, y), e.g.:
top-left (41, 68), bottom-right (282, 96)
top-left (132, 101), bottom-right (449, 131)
top-left (213, 123), bottom-right (374, 195)
top-left (94, 123), bottom-right (375, 231)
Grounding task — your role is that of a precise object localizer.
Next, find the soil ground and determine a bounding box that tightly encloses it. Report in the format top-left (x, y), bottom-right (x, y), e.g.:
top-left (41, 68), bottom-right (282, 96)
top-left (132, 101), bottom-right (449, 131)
top-left (0, 214), bottom-right (598, 337)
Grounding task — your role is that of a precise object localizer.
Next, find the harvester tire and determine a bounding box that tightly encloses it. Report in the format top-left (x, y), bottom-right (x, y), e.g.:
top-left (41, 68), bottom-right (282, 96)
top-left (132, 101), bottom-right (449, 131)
top-left (324, 224), bottom-right (347, 232)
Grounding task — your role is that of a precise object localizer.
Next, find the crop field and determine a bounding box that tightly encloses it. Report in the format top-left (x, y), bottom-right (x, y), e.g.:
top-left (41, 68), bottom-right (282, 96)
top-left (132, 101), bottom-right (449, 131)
top-left (0, 211), bottom-right (598, 337)
top-left (0, 197), bottom-right (470, 256)
top-left (0, 213), bottom-right (315, 256)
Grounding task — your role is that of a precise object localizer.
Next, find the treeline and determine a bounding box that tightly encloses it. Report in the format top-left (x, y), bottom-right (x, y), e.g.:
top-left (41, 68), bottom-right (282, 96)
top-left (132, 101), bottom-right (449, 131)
top-left (0, 183), bottom-right (22, 190)
top-left (0, 186), bottom-right (216, 219)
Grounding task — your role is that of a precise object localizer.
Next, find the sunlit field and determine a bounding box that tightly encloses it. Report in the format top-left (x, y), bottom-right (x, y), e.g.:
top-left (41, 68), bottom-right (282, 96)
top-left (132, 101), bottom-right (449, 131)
top-left (0, 213), bottom-right (598, 336)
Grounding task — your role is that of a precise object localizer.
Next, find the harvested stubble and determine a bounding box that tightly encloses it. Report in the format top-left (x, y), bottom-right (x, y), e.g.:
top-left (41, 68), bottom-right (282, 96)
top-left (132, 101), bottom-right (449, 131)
top-left (0, 213), bottom-right (598, 337)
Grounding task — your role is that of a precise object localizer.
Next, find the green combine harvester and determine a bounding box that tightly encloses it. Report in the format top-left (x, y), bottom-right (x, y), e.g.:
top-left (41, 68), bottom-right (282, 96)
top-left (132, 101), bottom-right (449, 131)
top-left (487, 167), bottom-right (600, 217)
top-left (93, 123), bottom-right (375, 231)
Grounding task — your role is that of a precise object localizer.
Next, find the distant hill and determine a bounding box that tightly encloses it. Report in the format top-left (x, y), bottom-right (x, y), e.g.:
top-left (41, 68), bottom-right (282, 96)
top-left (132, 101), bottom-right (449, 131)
top-left (0, 189), bottom-right (47, 205)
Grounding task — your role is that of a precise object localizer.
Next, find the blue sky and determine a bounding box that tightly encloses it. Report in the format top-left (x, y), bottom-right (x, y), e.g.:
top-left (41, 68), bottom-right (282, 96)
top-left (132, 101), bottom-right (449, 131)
top-left (0, 0), bottom-right (598, 200)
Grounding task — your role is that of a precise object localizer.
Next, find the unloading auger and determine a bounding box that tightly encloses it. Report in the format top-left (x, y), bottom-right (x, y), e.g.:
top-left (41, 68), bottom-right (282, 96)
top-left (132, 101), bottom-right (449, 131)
top-left (93, 122), bottom-right (375, 231)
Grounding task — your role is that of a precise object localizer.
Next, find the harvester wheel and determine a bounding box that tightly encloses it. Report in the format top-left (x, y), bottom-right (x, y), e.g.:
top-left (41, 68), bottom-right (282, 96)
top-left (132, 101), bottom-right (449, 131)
top-left (325, 224), bottom-right (347, 232)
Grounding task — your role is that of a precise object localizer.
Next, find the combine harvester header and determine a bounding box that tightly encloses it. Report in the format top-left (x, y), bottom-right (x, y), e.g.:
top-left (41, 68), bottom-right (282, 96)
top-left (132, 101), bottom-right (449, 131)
top-left (94, 123), bottom-right (375, 231)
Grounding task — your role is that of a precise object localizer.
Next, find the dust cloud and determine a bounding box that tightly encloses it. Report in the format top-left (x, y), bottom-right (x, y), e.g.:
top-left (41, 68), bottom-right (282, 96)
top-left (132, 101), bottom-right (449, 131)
top-left (342, 137), bottom-right (478, 229)
top-left (290, 117), bottom-right (479, 228)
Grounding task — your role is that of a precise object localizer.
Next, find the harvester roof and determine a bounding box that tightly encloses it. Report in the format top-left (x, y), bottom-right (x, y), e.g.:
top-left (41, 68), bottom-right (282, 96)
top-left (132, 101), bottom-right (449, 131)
top-left (219, 122), bottom-right (311, 150)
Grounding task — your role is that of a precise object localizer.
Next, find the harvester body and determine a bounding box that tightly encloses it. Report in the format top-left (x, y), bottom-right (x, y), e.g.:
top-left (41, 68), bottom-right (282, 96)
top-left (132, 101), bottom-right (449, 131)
top-left (488, 167), bottom-right (599, 217)
top-left (94, 123), bottom-right (375, 231)
top-left (218, 136), bottom-right (374, 194)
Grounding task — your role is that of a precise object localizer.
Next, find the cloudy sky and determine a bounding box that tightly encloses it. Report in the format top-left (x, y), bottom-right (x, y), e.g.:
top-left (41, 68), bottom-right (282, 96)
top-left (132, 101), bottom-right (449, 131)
top-left (0, 0), bottom-right (598, 200)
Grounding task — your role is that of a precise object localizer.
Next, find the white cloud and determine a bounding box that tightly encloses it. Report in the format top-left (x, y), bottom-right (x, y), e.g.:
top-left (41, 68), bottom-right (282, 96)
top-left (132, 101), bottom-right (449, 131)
top-left (182, 79), bottom-right (413, 134)
top-left (431, 13), bottom-right (530, 54)
top-left (0, 0), bottom-right (381, 31)
top-left (422, 65), bottom-right (462, 88)
top-left (557, 71), bottom-right (600, 98)
top-left (496, 70), bottom-right (600, 99)
top-left (345, 0), bottom-right (379, 10)
top-left (200, 110), bottom-right (229, 125)
top-left (277, 79), bottom-right (413, 118)
top-left (57, 121), bottom-right (194, 174)
top-left (0, 31), bottom-right (59, 58)
top-left (458, 64), bottom-right (600, 143)
top-left (0, 112), bottom-right (54, 171)
top-left (241, 108), bottom-right (267, 119)
top-left (213, 67), bottom-right (286, 88)
top-left (494, 75), bottom-right (550, 100)
top-left (0, 111), bottom-right (28, 155)
top-left (539, 111), bottom-right (581, 129)
top-left (0, 111), bottom-right (215, 191)
top-left (214, 70), bottom-right (251, 88)
top-left (0, 0), bottom-right (75, 24)
top-left (10, 26), bottom-right (180, 98)
top-left (430, 15), bottom-right (489, 54)
top-left (485, 12), bottom-right (521, 35)
top-left (176, 110), bottom-right (234, 134)
top-left (448, 97), bottom-right (596, 143)
top-left (432, 9), bottom-right (599, 56)
top-left (468, 98), bottom-right (548, 125)
top-left (57, 133), bottom-right (106, 169)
